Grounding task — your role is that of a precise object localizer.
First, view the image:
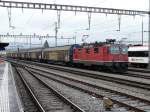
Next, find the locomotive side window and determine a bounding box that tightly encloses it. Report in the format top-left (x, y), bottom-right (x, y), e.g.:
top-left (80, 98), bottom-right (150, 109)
top-left (78, 49), bottom-right (82, 54)
top-left (94, 48), bottom-right (99, 54)
top-left (78, 49), bottom-right (81, 51)
top-left (86, 48), bottom-right (90, 54)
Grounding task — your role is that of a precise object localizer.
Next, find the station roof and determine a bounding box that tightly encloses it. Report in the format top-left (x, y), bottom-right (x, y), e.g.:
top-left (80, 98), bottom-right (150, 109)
top-left (0, 42), bottom-right (9, 48)
top-left (0, 42), bottom-right (9, 50)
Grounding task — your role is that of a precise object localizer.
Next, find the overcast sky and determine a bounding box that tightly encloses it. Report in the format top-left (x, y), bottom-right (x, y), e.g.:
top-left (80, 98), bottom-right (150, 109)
top-left (0, 0), bottom-right (149, 48)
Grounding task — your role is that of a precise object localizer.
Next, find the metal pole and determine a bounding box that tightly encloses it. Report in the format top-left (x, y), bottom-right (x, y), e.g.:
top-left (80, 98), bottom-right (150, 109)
top-left (142, 16), bottom-right (144, 46)
top-left (30, 35), bottom-right (31, 49)
top-left (75, 36), bottom-right (76, 44)
top-left (148, 0), bottom-right (150, 68)
top-left (55, 22), bottom-right (58, 47)
top-left (74, 32), bottom-right (77, 44)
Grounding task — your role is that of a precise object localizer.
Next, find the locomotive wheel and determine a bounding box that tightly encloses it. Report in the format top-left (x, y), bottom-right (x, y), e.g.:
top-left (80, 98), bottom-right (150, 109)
top-left (117, 63), bottom-right (128, 73)
top-left (110, 63), bottom-right (128, 73)
top-left (98, 66), bottom-right (104, 71)
top-left (109, 66), bottom-right (117, 73)
top-left (118, 67), bottom-right (126, 73)
top-left (92, 65), bottom-right (100, 71)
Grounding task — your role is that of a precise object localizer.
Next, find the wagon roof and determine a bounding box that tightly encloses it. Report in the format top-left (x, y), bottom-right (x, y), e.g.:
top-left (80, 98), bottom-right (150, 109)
top-left (28, 48), bottom-right (43, 52)
top-left (43, 45), bottom-right (71, 51)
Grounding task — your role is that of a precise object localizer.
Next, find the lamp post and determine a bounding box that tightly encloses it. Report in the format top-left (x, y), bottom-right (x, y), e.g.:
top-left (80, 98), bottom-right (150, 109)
top-left (74, 32), bottom-right (77, 44)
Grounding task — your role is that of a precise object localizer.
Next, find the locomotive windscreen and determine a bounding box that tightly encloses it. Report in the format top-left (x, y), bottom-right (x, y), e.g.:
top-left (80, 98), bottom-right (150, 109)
top-left (109, 45), bottom-right (128, 54)
top-left (109, 46), bottom-right (120, 54)
top-left (121, 47), bottom-right (128, 54)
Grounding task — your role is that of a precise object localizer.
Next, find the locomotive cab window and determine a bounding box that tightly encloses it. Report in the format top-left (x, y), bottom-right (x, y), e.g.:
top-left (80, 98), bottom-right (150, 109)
top-left (78, 49), bottom-right (82, 54)
top-left (94, 48), bottom-right (99, 54)
top-left (73, 49), bottom-right (75, 54)
top-left (122, 47), bottom-right (128, 54)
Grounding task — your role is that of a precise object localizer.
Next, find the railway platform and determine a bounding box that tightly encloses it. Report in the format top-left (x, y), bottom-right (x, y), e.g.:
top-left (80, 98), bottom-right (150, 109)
top-left (0, 61), bottom-right (23, 112)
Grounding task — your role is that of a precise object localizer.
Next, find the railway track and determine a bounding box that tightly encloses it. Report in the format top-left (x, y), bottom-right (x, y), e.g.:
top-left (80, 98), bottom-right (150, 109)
top-left (25, 65), bottom-right (150, 97)
top-left (12, 61), bottom-right (150, 112)
top-left (125, 71), bottom-right (150, 79)
top-left (25, 67), bottom-right (119, 112)
top-left (14, 65), bottom-right (85, 112)
top-left (128, 67), bottom-right (150, 74)
top-left (12, 66), bottom-right (40, 112)
top-left (9, 59), bottom-right (150, 80)
top-left (16, 60), bottom-right (150, 90)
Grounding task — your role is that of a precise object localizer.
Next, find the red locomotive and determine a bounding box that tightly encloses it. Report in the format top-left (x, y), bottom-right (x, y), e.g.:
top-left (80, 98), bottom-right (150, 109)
top-left (73, 40), bottom-right (128, 72)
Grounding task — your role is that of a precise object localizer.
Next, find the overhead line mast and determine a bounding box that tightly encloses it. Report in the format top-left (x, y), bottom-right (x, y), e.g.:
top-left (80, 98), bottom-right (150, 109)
top-left (0, 1), bottom-right (148, 15)
top-left (148, 0), bottom-right (150, 69)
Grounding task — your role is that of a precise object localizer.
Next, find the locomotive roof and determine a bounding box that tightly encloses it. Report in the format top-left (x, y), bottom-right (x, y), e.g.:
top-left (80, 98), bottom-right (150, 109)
top-left (81, 39), bottom-right (117, 48)
top-left (80, 43), bottom-right (124, 48)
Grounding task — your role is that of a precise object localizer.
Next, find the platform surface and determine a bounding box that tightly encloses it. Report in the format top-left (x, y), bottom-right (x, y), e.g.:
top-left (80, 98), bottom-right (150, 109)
top-left (0, 61), bottom-right (23, 112)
